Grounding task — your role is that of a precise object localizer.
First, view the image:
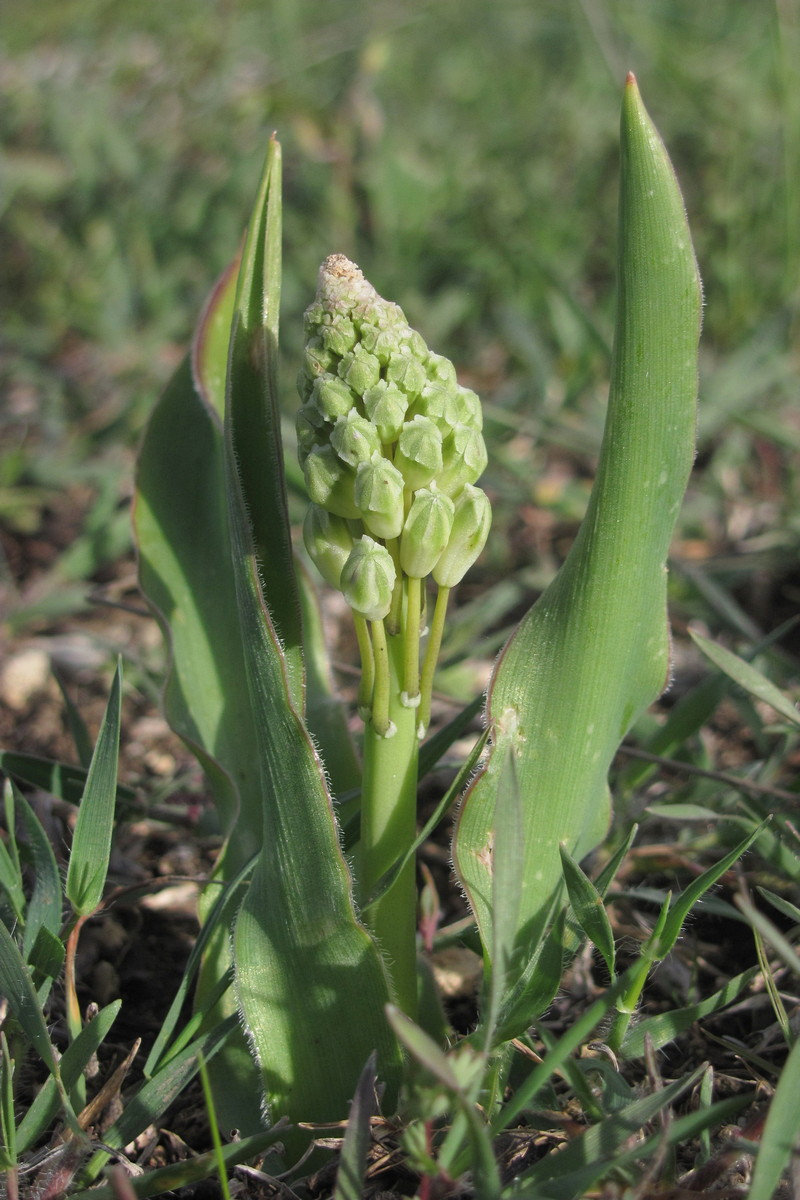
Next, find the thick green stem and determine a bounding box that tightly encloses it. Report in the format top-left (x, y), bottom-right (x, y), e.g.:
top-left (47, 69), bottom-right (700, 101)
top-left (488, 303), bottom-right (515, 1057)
top-left (360, 629), bottom-right (419, 1018)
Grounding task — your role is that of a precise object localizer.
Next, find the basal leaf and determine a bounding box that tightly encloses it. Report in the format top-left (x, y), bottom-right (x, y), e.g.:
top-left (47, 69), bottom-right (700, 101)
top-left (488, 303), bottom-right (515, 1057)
top-left (454, 77), bottom-right (701, 973)
top-left (224, 140), bottom-right (402, 1128)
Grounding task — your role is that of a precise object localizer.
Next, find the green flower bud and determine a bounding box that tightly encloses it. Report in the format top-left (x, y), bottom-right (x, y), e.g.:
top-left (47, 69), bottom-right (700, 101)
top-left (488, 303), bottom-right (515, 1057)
top-left (296, 402), bottom-right (327, 464)
top-left (413, 380), bottom-right (460, 432)
top-left (400, 328), bottom-right (428, 360)
top-left (437, 423), bottom-right (489, 496)
top-left (303, 504), bottom-right (354, 589)
top-left (363, 381), bottom-right (408, 444)
top-left (339, 345), bottom-right (381, 395)
top-left (320, 317), bottom-right (358, 356)
top-left (359, 322), bottom-right (402, 365)
top-left (303, 443), bottom-right (360, 519)
top-left (432, 484), bottom-right (492, 587)
top-left (426, 352), bottom-right (458, 386)
top-left (400, 486), bottom-right (455, 578)
top-left (354, 452), bottom-right (405, 540)
top-left (394, 415), bottom-right (443, 491)
top-left (341, 536), bottom-right (396, 621)
top-left (453, 385), bottom-right (483, 430)
top-left (331, 408), bottom-right (382, 467)
top-left (304, 336), bottom-right (336, 379)
top-left (312, 374), bottom-right (357, 421)
top-left (387, 349), bottom-right (428, 397)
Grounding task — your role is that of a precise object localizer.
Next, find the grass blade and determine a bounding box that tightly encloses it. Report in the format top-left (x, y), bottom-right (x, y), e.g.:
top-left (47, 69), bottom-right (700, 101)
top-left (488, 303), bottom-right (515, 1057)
top-left (748, 1034), bottom-right (800, 1200)
top-left (65, 660), bottom-right (122, 917)
top-left (333, 1052), bottom-right (377, 1200)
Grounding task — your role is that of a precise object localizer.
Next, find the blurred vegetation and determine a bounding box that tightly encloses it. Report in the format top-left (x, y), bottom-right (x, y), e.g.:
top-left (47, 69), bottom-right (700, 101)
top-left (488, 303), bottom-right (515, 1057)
top-left (1, 0), bottom-right (798, 630)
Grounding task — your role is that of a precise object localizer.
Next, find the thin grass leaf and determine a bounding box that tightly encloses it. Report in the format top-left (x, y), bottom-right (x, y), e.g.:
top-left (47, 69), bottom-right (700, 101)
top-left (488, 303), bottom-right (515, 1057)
top-left (0, 918), bottom-right (60, 1074)
top-left (81, 1014), bottom-right (239, 1184)
top-left (53, 669), bottom-right (94, 769)
top-left (621, 966), bottom-right (760, 1058)
top-left (0, 781), bottom-right (24, 924)
top-left (0, 752), bottom-right (135, 808)
top-left (0, 1034), bottom-right (15, 1171)
top-left (655, 823), bottom-right (766, 956)
top-left (492, 968), bottom-right (637, 1134)
top-left (748, 1033), bottom-right (800, 1200)
top-left (559, 844), bottom-right (616, 977)
top-left (143, 855), bottom-right (254, 1078)
top-left (418, 693), bottom-right (484, 779)
top-left (16, 1000), bottom-right (121, 1154)
top-left (690, 630), bottom-right (800, 728)
top-left (68, 1127), bottom-right (287, 1200)
top-left (758, 886), bottom-right (800, 925)
top-left (454, 76), bottom-right (701, 967)
top-left (387, 1006), bottom-right (501, 1200)
top-left (14, 784), bottom-right (62, 955)
top-left (736, 894), bottom-right (800, 976)
top-left (333, 1052), bottom-right (377, 1200)
top-left (65, 660), bottom-right (122, 917)
top-left (507, 1089), bottom-right (749, 1199)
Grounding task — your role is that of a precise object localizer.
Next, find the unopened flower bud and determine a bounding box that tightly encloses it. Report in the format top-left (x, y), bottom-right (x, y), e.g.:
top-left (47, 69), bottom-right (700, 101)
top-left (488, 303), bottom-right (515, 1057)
top-left (414, 380), bottom-right (460, 432)
top-left (400, 486), bottom-right (455, 578)
top-left (341, 536), bottom-right (396, 621)
top-left (387, 350), bottom-right (428, 397)
top-left (303, 505), bottom-right (354, 589)
top-left (304, 337), bottom-right (336, 379)
top-left (331, 408), bottom-right (382, 467)
top-left (312, 374), bottom-right (357, 421)
top-left (363, 381), bottom-right (408, 444)
top-left (320, 317), bottom-right (358, 356)
top-left (394, 415), bottom-right (443, 491)
top-left (303, 443), bottom-right (360, 519)
top-left (296, 403), bottom-right (326, 463)
top-left (354, 453), bottom-right (405, 540)
top-left (453, 386), bottom-right (483, 430)
top-left (426, 352), bottom-right (457, 386)
top-left (433, 484), bottom-right (492, 587)
top-left (437, 424), bottom-right (489, 496)
top-left (339, 345), bottom-right (381, 395)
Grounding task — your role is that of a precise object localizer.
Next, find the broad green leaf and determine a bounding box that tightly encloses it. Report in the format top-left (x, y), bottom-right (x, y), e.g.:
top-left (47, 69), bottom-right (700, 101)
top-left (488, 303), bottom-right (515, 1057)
top-left (454, 77), bottom-right (701, 965)
top-left (65, 660), bottom-right (122, 916)
top-left (690, 629), bottom-right (800, 727)
top-left (749, 1033), bottom-right (800, 1200)
top-left (225, 139), bottom-right (402, 1128)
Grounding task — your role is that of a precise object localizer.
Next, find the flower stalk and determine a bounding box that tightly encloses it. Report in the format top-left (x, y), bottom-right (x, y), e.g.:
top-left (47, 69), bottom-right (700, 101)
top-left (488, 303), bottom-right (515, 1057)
top-left (298, 254), bottom-right (491, 1011)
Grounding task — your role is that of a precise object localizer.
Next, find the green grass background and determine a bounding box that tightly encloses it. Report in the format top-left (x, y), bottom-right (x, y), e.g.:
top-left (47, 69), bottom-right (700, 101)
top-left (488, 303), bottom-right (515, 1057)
top-left (2, 0), bottom-right (798, 627)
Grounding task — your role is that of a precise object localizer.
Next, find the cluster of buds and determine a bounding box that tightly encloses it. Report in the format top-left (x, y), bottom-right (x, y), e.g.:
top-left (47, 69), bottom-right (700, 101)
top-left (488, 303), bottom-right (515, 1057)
top-left (298, 255), bottom-right (491, 735)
